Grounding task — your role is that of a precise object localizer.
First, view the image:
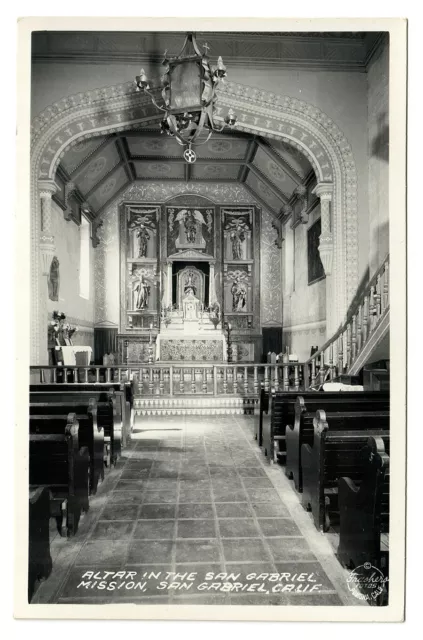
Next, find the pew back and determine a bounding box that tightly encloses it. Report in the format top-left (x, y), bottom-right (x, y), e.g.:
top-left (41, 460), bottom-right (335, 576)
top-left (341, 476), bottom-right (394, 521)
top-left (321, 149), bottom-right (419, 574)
top-left (29, 413), bottom-right (90, 536)
top-left (301, 409), bottom-right (390, 531)
top-left (29, 399), bottom-right (104, 494)
top-left (30, 389), bottom-right (123, 462)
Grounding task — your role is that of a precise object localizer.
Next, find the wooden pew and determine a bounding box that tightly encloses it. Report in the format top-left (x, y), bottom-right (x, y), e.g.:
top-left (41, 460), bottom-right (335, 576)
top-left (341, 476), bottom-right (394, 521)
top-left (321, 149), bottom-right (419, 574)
top-left (29, 398), bottom-right (104, 494)
top-left (28, 486), bottom-right (52, 602)
top-left (30, 382), bottom-right (132, 448)
top-left (29, 413), bottom-right (90, 537)
top-left (30, 388), bottom-right (122, 465)
top-left (286, 392), bottom-right (390, 492)
top-left (262, 390), bottom-right (302, 464)
top-left (337, 434), bottom-right (390, 604)
top-left (301, 410), bottom-right (389, 532)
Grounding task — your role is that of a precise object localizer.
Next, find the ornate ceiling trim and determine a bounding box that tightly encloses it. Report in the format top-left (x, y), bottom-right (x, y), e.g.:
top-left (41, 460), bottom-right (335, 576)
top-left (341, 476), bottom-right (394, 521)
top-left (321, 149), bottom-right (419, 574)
top-left (31, 31), bottom-right (380, 72)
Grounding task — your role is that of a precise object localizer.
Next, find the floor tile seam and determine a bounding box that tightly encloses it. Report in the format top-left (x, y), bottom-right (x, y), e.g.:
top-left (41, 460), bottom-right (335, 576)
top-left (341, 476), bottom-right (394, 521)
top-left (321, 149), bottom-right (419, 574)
top-left (236, 472), bottom-right (280, 573)
top-left (239, 419), bottom-right (367, 607)
top-left (204, 438), bottom-right (226, 573)
top-left (170, 470), bottom-right (181, 587)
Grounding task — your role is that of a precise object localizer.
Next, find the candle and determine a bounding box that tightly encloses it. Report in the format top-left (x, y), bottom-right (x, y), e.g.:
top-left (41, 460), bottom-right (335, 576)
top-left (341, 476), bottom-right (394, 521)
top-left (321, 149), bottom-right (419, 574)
top-left (228, 323), bottom-right (232, 331)
top-left (150, 323), bottom-right (153, 330)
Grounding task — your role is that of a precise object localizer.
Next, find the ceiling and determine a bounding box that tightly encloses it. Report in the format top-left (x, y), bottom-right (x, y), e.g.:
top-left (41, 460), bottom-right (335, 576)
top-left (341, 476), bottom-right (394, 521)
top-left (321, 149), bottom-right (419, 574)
top-left (32, 30), bottom-right (384, 71)
top-left (56, 128), bottom-right (315, 220)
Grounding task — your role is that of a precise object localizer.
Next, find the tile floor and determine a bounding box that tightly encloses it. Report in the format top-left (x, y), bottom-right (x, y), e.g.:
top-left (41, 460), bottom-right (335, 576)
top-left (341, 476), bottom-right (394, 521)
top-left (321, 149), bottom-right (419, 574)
top-left (32, 415), bottom-right (364, 607)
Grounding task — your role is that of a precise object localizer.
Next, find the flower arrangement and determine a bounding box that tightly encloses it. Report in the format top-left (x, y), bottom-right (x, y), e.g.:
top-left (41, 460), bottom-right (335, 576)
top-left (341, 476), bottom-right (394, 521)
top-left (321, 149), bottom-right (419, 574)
top-left (48, 311), bottom-right (78, 345)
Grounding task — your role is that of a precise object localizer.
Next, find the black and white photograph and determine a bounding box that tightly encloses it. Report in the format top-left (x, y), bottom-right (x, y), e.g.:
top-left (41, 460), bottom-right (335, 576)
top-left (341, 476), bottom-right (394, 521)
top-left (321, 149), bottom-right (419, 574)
top-left (15, 16), bottom-right (407, 622)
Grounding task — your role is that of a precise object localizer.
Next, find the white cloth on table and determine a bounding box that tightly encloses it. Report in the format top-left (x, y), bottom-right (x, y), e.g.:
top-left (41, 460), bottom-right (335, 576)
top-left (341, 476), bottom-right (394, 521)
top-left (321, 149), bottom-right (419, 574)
top-left (323, 382), bottom-right (364, 392)
top-left (60, 346), bottom-right (92, 366)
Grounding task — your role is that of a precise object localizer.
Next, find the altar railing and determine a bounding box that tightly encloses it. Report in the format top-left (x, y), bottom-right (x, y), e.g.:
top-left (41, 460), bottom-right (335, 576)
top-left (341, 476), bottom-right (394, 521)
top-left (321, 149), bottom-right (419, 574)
top-left (29, 362), bottom-right (321, 396)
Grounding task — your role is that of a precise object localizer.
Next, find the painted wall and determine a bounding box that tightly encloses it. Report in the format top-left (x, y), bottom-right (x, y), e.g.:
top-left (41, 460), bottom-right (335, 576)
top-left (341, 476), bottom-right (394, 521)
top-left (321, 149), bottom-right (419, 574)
top-left (282, 204), bottom-right (326, 361)
top-left (367, 36), bottom-right (389, 279)
top-left (47, 201), bottom-right (95, 348)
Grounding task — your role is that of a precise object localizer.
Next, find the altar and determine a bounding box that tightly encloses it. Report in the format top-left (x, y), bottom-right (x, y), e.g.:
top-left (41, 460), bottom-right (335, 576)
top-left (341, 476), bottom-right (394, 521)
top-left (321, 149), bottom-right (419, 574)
top-left (155, 334), bottom-right (227, 362)
top-left (156, 286), bottom-right (227, 361)
top-left (118, 200), bottom-right (261, 365)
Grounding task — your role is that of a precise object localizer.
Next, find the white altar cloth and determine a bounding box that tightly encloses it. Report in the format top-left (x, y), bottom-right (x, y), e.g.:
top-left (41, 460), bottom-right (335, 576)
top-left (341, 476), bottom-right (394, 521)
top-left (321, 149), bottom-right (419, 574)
top-left (60, 345), bottom-right (92, 366)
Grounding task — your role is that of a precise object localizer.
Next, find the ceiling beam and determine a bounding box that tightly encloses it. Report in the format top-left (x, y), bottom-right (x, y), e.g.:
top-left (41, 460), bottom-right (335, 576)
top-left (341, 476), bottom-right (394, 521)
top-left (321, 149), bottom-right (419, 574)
top-left (83, 160), bottom-right (125, 200)
top-left (93, 181), bottom-right (131, 220)
top-left (68, 137), bottom-right (114, 178)
top-left (242, 182), bottom-right (279, 220)
top-left (115, 135), bottom-right (136, 182)
top-left (247, 164), bottom-right (289, 205)
top-left (130, 156), bottom-right (244, 165)
top-left (118, 129), bottom-right (254, 141)
top-left (257, 140), bottom-right (304, 186)
top-left (238, 138), bottom-right (258, 183)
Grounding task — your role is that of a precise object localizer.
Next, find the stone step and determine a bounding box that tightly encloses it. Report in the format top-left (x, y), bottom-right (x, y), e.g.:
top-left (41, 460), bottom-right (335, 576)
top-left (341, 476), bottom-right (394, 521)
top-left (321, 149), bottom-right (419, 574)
top-left (134, 395), bottom-right (259, 415)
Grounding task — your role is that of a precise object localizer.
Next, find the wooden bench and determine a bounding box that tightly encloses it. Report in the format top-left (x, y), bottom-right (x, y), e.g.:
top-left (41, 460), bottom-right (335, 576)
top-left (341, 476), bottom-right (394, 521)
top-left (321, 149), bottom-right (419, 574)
top-left (28, 486), bottom-right (52, 602)
top-left (301, 410), bottom-right (390, 532)
top-left (286, 392), bottom-right (390, 492)
top-left (29, 413), bottom-right (90, 537)
top-left (30, 388), bottom-right (123, 464)
top-left (30, 398), bottom-right (104, 494)
top-left (337, 434), bottom-right (390, 603)
top-left (30, 382), bottom-right (132, 448)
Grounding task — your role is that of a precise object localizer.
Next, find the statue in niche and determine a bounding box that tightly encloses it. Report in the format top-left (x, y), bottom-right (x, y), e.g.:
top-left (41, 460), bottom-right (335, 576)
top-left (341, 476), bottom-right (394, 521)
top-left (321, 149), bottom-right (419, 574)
top-left (226, 218), bottom-right (249, 260)
top-left (174, 209), bottom-right (207, 248)
top-left (184, 210), bottom-right (197, 244)
top-left (134, 275), bottom-right (150, 310)
top-left (136, 224), bottom-right (151, 258)
top-left (231, 277), bottom-right (247, 312)
top-left (48, 257), bottom-right (60, 301)
top-left (184, 273), bottom-right (197, 296)
top-left (183, 287), bottom-right (201, 320)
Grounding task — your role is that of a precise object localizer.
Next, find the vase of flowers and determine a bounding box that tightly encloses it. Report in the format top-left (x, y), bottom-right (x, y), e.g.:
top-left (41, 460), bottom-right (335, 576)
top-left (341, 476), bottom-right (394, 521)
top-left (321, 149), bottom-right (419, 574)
top-left (48, 311), bottom-right (78, 346)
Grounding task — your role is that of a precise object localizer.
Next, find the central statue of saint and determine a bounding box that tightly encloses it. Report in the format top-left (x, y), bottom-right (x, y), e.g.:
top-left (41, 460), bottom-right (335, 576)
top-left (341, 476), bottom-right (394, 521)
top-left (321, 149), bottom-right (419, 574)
top-left (182, 286), bottom-right (201, 320)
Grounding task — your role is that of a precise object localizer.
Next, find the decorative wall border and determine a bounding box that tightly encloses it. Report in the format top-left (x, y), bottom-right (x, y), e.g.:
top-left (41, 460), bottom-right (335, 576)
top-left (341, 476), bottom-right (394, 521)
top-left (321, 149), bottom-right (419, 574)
top-left (31, 80), bottom-right (358, 363)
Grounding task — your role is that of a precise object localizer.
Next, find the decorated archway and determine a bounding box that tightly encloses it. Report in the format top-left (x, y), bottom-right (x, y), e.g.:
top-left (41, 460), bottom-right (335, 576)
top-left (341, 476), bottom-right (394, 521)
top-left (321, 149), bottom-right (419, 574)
top-left (31, 80), bottom-right (358, 364)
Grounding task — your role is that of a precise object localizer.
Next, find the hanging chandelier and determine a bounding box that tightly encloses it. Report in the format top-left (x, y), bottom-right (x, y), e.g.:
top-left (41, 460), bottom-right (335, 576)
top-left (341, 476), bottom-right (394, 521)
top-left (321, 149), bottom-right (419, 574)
top-left (135, 32), bottom-right (237, 164)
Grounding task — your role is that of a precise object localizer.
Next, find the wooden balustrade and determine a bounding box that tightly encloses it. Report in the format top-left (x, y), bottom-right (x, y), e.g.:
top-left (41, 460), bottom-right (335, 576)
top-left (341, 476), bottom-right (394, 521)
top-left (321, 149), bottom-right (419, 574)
top-left (31, 362), bottom-right (313, 397)
top-left (305, 254), bottom-right (389, 382)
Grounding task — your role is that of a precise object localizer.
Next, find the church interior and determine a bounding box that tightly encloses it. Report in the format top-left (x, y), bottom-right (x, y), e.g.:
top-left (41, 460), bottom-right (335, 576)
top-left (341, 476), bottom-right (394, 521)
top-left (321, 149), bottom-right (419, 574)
top-left (28, 30), bottom-right (391, 607)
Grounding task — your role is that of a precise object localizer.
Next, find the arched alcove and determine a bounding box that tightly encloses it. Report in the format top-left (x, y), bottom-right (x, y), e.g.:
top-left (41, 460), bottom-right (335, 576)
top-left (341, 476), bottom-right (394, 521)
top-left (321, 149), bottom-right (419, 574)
top-left (31, 81), bottom-right (358, 363)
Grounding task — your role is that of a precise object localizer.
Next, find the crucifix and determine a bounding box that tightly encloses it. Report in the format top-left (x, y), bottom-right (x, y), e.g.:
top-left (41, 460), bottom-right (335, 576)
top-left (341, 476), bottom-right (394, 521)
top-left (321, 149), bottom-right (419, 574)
top-left (203, 42), bottom-right (210, 55)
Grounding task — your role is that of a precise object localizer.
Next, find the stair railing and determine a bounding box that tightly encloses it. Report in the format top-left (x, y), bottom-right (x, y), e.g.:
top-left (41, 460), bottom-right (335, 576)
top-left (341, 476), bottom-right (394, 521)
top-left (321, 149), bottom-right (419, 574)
top-left (305, 253), bottom-right (390, 386)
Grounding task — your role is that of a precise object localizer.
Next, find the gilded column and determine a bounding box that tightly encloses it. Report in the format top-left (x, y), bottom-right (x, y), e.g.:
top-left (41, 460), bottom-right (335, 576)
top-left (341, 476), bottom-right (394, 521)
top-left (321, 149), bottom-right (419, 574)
top-left (209, 261), bottom-right (216, 305)
top-left (167, 261), bottom-right (173, 307)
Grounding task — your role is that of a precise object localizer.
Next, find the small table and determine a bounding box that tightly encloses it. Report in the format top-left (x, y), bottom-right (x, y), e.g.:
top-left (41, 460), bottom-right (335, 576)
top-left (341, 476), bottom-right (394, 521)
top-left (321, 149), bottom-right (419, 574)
top-left (60, 346), bottom-right (92, 366)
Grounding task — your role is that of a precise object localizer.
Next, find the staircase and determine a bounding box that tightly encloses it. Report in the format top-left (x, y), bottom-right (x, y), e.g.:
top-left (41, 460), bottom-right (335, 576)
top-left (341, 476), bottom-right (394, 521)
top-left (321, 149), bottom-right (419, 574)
top-left (306, 254), bottom-right (390, 383)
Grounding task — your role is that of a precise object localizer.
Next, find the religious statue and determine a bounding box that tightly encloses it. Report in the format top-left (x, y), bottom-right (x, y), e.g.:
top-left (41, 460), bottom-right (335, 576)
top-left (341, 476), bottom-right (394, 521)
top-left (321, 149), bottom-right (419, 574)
top-left (137, 224), bottom-right (151, 258)
top-left (48, 256), bottom-right (60, 301)
top-left (225, 218), bottom-right (249, 260)
top-left (182, 287), bottom-right (201, 320)
top-left (230, 224), bottom-right (246, 260)
top-left (174, 209), bottom-right (207, 247)
top-left (231, 278), bottom-right (247, 312)
top-left (134, 275), bottom-right (150, 310)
